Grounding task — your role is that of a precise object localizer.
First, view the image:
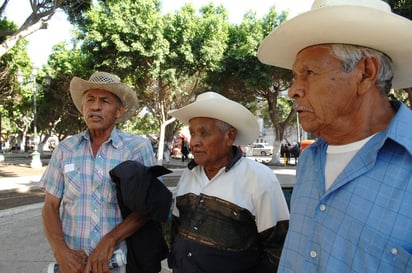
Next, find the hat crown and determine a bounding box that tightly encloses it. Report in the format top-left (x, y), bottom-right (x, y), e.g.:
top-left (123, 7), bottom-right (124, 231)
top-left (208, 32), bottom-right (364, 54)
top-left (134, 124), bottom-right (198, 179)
top-left (312, 0), bottom-right (391, 12)
top-left (196, 91), bottom-right (228, 102)
top-left (88, 71), bottom-right (121, 84)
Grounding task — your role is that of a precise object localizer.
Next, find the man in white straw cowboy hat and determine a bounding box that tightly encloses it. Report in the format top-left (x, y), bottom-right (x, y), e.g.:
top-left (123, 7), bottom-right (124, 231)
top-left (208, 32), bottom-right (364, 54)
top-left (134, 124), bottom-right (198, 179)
top-left (166, 92), bottom-right (289, 273)
top-left (40, 71), bottom-right (157, 273)
top-left (257, 0), bottom-right (412, 272)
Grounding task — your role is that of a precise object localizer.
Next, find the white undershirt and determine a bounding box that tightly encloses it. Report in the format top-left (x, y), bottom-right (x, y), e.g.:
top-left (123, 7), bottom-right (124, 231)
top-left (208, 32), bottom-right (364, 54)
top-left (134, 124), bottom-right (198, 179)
top-left (325, 135), bottom-right (375, 191)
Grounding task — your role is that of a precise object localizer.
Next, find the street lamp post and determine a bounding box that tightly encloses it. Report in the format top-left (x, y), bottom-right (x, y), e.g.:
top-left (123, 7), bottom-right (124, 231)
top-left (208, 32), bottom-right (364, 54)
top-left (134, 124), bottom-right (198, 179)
top-left (0, 111), bottom-right (4, 162)
top-left (17, 68), bottom-right (42, 168)
top-left (30, 74), bottom-right (42, 168)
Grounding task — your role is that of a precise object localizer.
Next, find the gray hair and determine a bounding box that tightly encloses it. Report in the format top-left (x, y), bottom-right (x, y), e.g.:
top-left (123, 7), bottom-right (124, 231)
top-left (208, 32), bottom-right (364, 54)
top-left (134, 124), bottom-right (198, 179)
top-left (330, 44), bottom-right (393, 95)
top-left (216, 119), bottom-right (235, 133)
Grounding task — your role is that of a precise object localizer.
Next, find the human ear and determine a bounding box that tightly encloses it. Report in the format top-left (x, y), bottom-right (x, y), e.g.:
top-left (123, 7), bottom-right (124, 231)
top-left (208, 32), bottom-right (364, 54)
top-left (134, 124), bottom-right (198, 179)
top-left (226, 128), bottom-right (237, 145)
top-left (357, 56), bottom-right (379, 94)
top-left (116, 104), bottom-right (126, 119)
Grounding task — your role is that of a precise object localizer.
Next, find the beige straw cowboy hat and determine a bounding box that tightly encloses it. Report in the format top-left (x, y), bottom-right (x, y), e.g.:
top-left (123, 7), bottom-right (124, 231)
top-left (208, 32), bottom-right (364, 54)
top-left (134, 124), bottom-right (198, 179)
top-left (70, 71), bottom-right (138, 123)
top-left (257, 0), bottom-right (412, 89)
top-left (168, 92), bottom-right (259, 145)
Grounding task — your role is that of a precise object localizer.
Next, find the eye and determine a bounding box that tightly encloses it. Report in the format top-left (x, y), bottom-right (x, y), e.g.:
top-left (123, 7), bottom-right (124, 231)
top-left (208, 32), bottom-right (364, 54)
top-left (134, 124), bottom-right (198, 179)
top-left (292, 69), bottom-right (315, 81)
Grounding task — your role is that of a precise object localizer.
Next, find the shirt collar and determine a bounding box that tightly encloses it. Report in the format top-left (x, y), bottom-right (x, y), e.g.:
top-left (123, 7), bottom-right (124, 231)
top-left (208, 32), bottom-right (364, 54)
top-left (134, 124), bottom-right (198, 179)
top-left (384, 101), bottom-right (412, 155)
top-left (79, 127), bottom-right (120, 148)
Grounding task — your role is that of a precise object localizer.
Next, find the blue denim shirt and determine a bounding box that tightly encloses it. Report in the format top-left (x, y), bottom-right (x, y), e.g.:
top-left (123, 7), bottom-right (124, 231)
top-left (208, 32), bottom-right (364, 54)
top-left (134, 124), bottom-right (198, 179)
top-left (278, 102), bottom-right (412, 273)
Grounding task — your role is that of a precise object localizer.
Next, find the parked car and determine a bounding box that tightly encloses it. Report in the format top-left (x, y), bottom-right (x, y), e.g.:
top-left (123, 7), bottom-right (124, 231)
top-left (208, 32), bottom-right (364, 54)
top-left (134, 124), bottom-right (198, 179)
top-left (251, 143), bottom-right (273, 156)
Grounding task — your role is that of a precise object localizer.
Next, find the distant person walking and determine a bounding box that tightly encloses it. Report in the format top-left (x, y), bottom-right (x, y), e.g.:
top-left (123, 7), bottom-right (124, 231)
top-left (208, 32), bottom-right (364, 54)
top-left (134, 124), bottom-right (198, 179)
top-left (181, 137), bottom-right (189, 162)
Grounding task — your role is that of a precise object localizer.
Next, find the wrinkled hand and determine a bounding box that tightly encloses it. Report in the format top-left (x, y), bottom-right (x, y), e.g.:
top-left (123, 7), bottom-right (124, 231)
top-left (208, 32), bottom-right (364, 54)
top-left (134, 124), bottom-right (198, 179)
top-left (55, 247), bottom-right (87, 273)
top-left (84, 236), bottom-right (115, 273)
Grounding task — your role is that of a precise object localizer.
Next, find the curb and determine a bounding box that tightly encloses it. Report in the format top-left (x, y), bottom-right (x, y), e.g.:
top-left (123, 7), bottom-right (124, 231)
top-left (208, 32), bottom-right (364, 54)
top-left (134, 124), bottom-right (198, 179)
top-left (0, 202), bottom-right (44, 218)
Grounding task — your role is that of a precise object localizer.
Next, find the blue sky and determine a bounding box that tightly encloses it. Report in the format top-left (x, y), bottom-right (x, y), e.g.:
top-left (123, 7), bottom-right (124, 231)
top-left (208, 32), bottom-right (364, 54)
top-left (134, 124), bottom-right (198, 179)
top-left (5, 0), bottom-right (311, 67)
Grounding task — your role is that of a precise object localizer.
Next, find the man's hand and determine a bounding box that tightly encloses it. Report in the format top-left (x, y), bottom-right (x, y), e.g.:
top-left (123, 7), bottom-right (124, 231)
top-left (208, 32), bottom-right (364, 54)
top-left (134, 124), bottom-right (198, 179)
top-left (85, 235), bottom-right (115, 273)
top-left (55, 247), bottom-right (87, 273)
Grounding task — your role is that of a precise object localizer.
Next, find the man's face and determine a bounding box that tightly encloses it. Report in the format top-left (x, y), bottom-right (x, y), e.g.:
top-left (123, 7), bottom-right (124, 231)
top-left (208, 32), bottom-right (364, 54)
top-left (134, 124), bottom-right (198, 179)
top-left (188, 117), bottom-right (235, 168)
top-left (289, 45), bottom-right (360, 139)
top-left (81, 89), bottom-right (124, 131)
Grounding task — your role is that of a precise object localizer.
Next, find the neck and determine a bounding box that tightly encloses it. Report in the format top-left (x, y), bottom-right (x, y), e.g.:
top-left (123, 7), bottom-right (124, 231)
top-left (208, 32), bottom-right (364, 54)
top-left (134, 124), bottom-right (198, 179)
top-left (321, 94), bottom-right (395, 145)
top-left (203, 148), bottom-right (234, 179)
top-left (89, 127), bottom-right (114, 156)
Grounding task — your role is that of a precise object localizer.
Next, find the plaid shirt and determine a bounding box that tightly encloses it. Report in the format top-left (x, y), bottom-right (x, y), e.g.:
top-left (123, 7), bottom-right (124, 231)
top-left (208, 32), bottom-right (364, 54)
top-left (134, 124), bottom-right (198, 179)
top-left (278, 103), bottom-right (412, 273)
top-left (40, 128), bottom-right (156, 272)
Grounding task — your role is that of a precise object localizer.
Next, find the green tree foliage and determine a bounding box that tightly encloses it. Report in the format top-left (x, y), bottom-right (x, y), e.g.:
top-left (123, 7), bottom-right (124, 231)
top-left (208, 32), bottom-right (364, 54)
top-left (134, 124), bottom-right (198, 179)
top-left (385, 0), bottom-right (412, 19)
top-left (40, 42), bottom-right (87, 141)
top-left (208, 7), bottom-right (294, 159)
top-left (73, 0), bottom-right (230, 139)
top-left (0, 18), bottom-right (34, 148)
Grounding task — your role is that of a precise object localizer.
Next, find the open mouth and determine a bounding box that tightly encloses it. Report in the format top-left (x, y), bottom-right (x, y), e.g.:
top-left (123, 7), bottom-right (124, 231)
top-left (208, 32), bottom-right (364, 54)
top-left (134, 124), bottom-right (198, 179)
top-left (87, 113), bottom-right (103, 120)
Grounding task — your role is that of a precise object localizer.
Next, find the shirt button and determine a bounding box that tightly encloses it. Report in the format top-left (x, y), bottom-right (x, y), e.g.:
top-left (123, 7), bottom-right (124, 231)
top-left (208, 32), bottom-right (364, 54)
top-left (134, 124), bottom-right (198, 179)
top-left (310, 250), bottom-right (317, 258)
top-left (193, 226), bottom-right (198, 231)
top-left (319, 204), bottom-right (326, 211)
top-left (391, 248), bottom-right (398, 255)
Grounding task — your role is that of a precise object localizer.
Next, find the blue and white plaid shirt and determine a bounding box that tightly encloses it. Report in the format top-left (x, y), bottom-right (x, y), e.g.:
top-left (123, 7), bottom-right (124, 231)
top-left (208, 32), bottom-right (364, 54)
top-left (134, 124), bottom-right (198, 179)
top-left (40, 128), bottom-right (156, 273)
top-left (278, 102), bottom-right (412, 273)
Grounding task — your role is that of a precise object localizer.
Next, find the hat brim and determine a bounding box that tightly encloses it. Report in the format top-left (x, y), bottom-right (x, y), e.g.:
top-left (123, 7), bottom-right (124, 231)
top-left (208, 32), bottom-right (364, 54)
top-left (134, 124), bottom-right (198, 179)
top-left (168, 96), bottom-right (259, 146)
top-left (257, 6), bottom-right (412, 89)
top-left (70, 77), bottom-right (138, 123)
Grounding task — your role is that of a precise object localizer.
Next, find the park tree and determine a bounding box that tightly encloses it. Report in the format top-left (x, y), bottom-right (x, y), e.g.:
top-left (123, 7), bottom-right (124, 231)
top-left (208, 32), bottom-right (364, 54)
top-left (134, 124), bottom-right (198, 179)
top-left (38, 42), bottom-right (87, 146)
top-left (0, 18), bottom-right (34, 150)
top-left (74, 0), bottom-right (230, 142)
top-left (209, 7), bottom-right (293, 164)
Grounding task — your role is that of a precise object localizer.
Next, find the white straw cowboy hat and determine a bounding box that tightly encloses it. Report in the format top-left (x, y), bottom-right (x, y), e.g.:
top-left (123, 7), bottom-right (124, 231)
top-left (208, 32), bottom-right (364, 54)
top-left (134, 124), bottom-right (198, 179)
top-left (168, 92), bottom-right (259, 145)
top-left (70, 71), bottom-right (138, 123)
top-left (257, 0), bottom-right (412, 89)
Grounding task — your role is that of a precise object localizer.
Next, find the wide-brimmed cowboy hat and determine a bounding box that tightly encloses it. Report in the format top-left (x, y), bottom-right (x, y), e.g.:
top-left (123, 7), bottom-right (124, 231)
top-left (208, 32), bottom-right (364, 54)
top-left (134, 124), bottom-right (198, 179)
top-left (168, 92), bottom-right (259, 145)
top-left (70, 71), bottom-right (138, 123)
top-left (257, 0), bottom-right (412, 89)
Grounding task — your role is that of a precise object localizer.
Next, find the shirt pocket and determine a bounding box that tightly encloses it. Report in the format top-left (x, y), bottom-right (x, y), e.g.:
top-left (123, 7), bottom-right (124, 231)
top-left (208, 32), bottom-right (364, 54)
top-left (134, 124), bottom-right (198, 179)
top-left (63, 169), bottom-right (82, 203)
top-left (358, 226), bottom-right (412, 272)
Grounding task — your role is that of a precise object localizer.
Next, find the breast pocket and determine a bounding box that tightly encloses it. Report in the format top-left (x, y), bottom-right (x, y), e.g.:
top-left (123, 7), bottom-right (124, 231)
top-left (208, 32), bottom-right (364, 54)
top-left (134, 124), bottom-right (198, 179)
top-left (63, 169), bottom-right (82, 203)
top-left (357, 226), bottom-right (412, 273)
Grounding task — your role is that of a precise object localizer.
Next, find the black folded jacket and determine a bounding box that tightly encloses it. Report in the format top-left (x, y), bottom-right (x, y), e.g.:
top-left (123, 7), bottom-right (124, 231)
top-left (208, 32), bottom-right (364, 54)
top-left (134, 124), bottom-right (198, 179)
top-left (109, 160), bottom-right (173, 273)
top-left (109, 160), bottom-right (173, 222)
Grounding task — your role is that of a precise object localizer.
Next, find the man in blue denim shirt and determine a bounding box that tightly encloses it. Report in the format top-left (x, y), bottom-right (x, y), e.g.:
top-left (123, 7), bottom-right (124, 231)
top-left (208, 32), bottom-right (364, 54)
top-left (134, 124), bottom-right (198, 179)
top-left (257, 0), bottom-right (412, 272)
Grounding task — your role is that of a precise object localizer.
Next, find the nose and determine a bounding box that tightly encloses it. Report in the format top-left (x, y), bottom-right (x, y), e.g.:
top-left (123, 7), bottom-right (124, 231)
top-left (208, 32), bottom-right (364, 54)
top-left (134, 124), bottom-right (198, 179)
top-left (189, 134), bottom-right (202, 148)
top-left (90, 99), bottom-right (102, 110)
top-left (288, 81), bottom-right (304, 100)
